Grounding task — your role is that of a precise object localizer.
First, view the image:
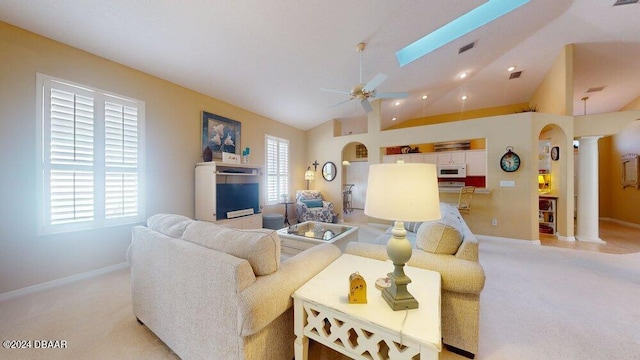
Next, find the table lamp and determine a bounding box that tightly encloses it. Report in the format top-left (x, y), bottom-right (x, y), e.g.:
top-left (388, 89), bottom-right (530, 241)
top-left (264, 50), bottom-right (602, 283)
top-left (538, 174), bottom-right (549, 193)
top-left (364, 163), bottom-right (441, 310)
top-left (304, 167), bottom-right (315, 190)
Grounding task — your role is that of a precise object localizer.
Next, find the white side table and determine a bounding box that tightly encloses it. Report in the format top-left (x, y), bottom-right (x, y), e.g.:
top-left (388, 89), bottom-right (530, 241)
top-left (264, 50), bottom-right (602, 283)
top-left (293, 254), bottom-right (441, 360)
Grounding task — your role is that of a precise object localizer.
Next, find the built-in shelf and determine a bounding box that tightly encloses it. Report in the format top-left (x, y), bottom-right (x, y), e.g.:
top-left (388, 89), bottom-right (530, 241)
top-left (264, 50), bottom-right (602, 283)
top-left (539, 196), bottom-right (557, 235)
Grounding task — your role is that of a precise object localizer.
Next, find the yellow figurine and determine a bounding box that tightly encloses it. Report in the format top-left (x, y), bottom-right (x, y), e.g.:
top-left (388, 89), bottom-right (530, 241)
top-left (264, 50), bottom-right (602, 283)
top-left (348, 272), bottom-right (367, 304)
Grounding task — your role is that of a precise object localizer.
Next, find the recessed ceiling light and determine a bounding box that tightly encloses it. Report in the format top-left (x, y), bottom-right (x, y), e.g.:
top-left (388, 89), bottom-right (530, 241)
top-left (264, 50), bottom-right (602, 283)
top-left (507, 66), bottom-right (516, 72)
top-left (392, 117), bottom-right (397, 121)
top-left (422, 95), bottom-right (428, 100)
top-left (459, 72), bottom-right (468, 79)
top-left (394, 101), bottom-right (401, 106)
top-left (461, 95), bottom-right (468, 100)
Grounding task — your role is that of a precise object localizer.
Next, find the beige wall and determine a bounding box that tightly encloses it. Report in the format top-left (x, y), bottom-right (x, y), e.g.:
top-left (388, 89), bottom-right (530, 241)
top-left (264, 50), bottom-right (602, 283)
top-left (306, 100), bottom-right (577, 242)
top-left (0, 22), bottom-right (305, 294)
top-left (599, 122), bottom-right (640, 224)
top-left (307, 102), bottom-right (640, 242)
top-left (388, 102), bottom-right (529, 129)
top-left (530, 44), bottom-right (574, 116)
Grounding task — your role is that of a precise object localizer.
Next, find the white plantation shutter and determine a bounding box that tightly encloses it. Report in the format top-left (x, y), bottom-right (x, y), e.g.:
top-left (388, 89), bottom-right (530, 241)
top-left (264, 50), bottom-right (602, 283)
top-left (50, 170), bottom-right (94, 224)
top-left (265, 135), bottom-right (289, 204)
top-left (105, 172), bottom-right (138, 218)
top-left (104, 99), bottom-right (139, 219)
top-left (48, 85), bottom-right (95, 225)
top-left (37, 74), bottom-right (145, 235)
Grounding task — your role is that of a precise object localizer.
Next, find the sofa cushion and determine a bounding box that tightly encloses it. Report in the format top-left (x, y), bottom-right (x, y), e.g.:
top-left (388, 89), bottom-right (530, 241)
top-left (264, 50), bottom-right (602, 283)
top-left (181, 221), bottom-right (280, 276)
top-left (301, 199), bottom-right (323, 208)
top-left (416, 222), bottom-right (463, 255)
top-left (147, 214), bottom-right (194, 239)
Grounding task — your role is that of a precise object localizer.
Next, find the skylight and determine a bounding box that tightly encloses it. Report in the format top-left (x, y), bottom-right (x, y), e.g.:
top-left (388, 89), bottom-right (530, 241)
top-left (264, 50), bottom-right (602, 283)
top-left (395, 0), bottom-right (530, 67)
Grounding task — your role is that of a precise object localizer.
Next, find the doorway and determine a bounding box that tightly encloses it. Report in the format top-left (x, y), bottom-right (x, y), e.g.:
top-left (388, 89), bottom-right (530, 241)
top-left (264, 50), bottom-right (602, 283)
top-left (341, 142), bottom-right (369, 214)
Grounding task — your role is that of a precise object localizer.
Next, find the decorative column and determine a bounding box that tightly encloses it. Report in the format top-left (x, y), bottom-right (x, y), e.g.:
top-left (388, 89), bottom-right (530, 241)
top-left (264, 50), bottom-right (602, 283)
top-left (576, 136), bottom-right (605, 243)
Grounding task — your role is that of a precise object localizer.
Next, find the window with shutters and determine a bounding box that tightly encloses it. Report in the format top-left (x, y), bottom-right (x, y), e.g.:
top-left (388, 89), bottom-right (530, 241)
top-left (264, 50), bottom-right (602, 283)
top-left (36, 73), bottom-right (145, 235)
top-left (265, 135), bottom-right (289, 205)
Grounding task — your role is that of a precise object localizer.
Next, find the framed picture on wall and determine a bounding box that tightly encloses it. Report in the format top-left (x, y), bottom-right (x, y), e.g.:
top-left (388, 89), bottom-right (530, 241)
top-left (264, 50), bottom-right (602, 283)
top-left (201, 111), bottom-right (241, 158)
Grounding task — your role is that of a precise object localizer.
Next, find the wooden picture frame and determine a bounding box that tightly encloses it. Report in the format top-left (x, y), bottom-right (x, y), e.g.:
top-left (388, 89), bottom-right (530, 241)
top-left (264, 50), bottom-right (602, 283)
top-left (201, 111), bottom-right (241, 159)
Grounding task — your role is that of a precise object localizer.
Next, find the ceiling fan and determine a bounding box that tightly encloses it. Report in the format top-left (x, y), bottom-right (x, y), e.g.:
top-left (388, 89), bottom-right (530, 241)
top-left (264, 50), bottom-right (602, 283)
top-left (322, 42), bottom-right (408, 113)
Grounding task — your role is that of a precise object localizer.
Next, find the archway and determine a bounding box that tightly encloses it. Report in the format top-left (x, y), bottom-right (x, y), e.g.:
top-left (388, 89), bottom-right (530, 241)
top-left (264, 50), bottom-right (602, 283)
top-left (537, 123), bottom-right (572, 241)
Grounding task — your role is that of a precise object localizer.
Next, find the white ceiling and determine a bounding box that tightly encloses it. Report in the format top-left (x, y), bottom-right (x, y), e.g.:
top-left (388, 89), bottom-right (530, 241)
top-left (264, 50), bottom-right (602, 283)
top-left (1, 0), bottom-right (639, 130)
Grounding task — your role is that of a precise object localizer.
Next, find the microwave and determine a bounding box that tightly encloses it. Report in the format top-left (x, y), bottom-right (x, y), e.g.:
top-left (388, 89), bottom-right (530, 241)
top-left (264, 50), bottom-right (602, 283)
top-left (437, 164), bottom-right (467, 178)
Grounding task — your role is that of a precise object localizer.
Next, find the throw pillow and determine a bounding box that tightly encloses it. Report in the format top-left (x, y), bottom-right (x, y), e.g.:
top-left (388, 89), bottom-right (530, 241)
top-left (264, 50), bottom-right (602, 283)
top-left (181, 221), bottom-right (280, 276)
top-left (301, 199), bottom-right (323, 208)
top-left (416, 221), bottom-right (463, 255)
top-left (147, 214), bottom-right (194, 239)
top-left (404, 221), bottom-right (423, 233)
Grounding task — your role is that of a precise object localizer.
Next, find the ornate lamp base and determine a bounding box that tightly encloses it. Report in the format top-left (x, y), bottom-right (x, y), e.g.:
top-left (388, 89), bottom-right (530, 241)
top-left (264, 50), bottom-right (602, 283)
top-left (382, 221), bottom-right (419, 311)
top-left (381, 265), bottom-right (419, 310)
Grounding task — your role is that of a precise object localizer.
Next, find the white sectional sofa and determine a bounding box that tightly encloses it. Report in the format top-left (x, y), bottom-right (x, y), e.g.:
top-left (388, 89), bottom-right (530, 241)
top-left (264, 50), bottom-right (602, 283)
top-left (128, 214), bottom-right (341, 360)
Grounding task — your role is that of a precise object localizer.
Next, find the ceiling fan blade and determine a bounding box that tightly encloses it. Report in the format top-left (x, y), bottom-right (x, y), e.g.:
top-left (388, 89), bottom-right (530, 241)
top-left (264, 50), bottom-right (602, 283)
top-left (327, 98), bottom-right (352, 109)
top-left (360, 98), bottom-right (373, 113)
top-left (375, 92), bottom-right (409, 99)
top-left (321, 88), bottom-right (350, 94)
top-left (363, 73), bottom-right (388, 92)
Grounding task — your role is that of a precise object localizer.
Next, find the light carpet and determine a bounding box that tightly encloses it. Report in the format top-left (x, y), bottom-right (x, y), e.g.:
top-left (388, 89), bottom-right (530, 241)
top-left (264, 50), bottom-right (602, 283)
top-left (0, 237), bottom-right (638, 359)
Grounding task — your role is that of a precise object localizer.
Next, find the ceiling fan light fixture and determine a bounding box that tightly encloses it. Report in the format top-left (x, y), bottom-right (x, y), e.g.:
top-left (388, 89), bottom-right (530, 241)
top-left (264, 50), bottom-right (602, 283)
top-left (394, 101), bottom-right (401, 106)
top-left (459, 72), bottom-right (468, 79)
top-left (392, 117), bottom-right (397, 121)
top-left (323, 42), bottom-right (408, 113)
top-left (461, 95), bottom-right (468, 100)
top-left (507, 66), bottom-right (516, 72)
top-left (422, 95), bottom-right (428, 100)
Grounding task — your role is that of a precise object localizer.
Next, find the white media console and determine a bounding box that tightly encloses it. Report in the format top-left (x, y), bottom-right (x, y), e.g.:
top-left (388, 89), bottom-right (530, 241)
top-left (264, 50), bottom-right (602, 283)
top-left (195, 162), bottom-right (264, 229)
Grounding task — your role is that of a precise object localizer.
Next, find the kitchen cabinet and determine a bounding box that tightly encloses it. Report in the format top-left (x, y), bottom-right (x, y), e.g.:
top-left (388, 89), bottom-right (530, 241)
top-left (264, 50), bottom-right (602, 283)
top-left (384, 150), bottom-right (484, 169)
top-left (383, 154), bottom-right (404, 163)
top-left (466, 150), bottom-right (487, 176)
top-left (409, 154), bottom-right (426, 163)
top-left (437, 151), bottom-right (466, 164)
top-left (423, 153), bottom-right (438, 164)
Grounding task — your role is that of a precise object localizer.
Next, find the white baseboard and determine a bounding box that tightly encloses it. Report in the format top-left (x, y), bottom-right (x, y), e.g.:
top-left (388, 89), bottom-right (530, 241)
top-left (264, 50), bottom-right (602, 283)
top-left (600, 217), bottom-right (640, 229)
top-left (557, 235), bottom-right (576, 242)
top-left (476, 234), bottom-right (541, 245)
top-left (0, 262), bottom-right (129, 301)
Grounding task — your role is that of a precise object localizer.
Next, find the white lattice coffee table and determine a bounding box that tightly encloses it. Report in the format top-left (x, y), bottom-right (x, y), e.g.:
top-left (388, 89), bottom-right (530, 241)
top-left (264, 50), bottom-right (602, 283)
top-left (293, 254), bottom-right (441, 360)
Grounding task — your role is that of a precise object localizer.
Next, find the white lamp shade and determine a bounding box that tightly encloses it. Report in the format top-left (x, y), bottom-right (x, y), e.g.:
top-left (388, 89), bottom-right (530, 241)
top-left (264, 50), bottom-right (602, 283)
top-left (365, 163), bottom-right (441, 222)
top-left (304, 169), bottom-right (315, 181)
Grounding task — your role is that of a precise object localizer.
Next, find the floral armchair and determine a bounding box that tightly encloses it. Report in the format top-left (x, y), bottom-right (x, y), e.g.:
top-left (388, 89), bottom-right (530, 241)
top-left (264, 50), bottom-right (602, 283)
top-left (296, 190), bottom-right (334, 223)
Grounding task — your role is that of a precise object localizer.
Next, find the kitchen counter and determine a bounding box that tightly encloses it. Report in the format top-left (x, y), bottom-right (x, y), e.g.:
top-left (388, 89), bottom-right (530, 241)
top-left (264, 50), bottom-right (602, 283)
top-left (438, 187), bottom-right (491, 194)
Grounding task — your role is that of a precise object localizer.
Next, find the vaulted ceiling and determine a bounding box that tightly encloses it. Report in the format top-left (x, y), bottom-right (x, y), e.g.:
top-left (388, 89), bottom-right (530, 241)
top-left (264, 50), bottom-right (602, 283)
top-left (1, 0), bottom-right (639, 130)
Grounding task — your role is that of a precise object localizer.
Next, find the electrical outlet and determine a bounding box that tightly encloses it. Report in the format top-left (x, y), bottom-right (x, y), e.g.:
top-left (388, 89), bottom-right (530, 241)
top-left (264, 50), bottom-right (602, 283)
top-left (491, 219), bottom-right (498, 226)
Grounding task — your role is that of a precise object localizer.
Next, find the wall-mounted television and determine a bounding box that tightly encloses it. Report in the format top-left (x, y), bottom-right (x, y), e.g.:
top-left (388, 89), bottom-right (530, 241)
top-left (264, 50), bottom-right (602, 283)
top-left (216, 183), bottom-right (260, 220)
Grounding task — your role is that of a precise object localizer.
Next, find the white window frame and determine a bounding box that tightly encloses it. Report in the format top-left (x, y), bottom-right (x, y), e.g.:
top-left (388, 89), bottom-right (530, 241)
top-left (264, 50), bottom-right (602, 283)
top-left (36, 73), bottom-right (145, 235)
top-left (265, 135), bottom-right (289, 206)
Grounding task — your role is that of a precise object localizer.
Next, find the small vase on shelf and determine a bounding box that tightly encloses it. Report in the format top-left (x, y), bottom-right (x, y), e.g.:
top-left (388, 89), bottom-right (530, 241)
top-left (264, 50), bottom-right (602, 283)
top-left (242, 147), bottom-right (250, 164)
top-left (203, 146), bottom-right (213, 162)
